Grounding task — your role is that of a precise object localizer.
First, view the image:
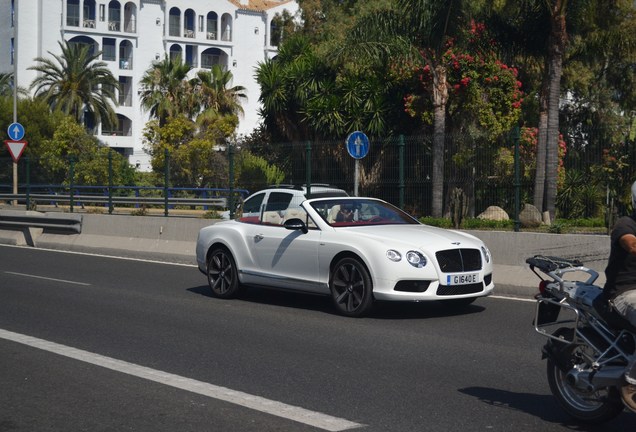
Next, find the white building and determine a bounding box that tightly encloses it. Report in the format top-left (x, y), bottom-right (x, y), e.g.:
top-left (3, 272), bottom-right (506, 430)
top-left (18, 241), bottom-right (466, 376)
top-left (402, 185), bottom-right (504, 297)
top-left (0, 0), bottom-right (299, 170)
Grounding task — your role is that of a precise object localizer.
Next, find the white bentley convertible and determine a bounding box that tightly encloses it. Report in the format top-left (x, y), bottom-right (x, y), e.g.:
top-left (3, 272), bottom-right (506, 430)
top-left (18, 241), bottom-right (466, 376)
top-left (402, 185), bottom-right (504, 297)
top-left (196, 189), bottom-right (494, 317)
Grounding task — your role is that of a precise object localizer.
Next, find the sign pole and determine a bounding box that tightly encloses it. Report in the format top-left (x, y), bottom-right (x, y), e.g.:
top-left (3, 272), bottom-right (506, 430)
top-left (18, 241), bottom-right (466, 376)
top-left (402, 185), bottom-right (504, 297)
top-left (354, 160), bottom-right (360, 197)
top-left (12, 2), bottom-right (18, 205)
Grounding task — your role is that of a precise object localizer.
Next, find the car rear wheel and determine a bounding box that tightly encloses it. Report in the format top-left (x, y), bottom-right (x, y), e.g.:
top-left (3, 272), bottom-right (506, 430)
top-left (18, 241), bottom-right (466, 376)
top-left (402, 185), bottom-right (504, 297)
top-left (207, 247), bottom-right (243, 299)
top-left (329, 257), bottom-right (374, 317)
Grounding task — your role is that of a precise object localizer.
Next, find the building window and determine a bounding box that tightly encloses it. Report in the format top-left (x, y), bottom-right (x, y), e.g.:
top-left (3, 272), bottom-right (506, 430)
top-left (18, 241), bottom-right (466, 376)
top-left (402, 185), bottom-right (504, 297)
top-left (10, 38), bottom-right (14, 65)
top-left (11, 0), bottom-right (14, 27)
top-left (198, 15), bottom-right (204, 32)
top-left (119, 76), bottom-right (133, 107)
top-left (102, 38), bottom-right (116, 61)
top-left (67, 0), bottom-right (80, 27)
top-left (99, 4), bottom-right (105, 21)
top-left (169, 8), bottom-right (180, 37)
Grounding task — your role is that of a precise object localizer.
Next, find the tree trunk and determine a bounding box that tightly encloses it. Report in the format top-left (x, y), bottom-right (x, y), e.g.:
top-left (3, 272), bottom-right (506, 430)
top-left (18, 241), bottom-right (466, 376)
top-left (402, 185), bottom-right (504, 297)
top-left (431, 64), bottom-right (448, 218)
top-left (534, 87), bottom-right (548, 213)
top-left (545, 2), bottom-right (567, 222)
top-left (534, 1), bottom-right (566, 222)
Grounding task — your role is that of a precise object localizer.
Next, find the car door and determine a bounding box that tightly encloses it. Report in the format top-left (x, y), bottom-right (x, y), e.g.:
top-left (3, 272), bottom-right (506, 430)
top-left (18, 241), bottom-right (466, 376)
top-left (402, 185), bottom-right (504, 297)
top-left (242, 192), bottom-right (322, 292)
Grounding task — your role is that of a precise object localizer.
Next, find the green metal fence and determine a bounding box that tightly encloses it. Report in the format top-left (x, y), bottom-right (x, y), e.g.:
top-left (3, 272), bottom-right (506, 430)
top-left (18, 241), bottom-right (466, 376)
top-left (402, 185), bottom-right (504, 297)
top-left (3, 127), bottom-right (636, 223)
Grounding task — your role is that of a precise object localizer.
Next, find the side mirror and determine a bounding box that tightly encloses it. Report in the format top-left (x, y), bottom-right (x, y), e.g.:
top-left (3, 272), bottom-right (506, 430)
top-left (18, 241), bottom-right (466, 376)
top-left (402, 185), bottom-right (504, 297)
top-left (283, 218), bottom-right (308, 234)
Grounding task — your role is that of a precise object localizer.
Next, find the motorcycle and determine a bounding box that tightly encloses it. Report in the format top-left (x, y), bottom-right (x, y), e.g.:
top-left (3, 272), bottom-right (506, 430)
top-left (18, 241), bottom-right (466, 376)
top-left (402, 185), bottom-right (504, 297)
top-left (527, 255), bottom-right (636, 422)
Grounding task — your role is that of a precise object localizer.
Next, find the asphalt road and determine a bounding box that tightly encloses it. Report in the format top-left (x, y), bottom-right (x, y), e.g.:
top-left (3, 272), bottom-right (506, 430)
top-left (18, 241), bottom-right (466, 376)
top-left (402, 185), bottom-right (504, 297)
top-left (0, 245), bottom-right (634, 432)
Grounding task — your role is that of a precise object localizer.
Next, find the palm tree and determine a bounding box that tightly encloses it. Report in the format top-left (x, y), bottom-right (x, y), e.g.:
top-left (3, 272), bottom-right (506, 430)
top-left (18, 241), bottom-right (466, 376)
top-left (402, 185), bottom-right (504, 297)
top-left (488, 0), bottom-right (636, 221)
top-left (339, 0), bottom-right (476, 217)
top-left (139, 54), bottom-right (195, 125)
top-left (0, 72), bottom-right (13, 97)
top-left (256, 36), bottom-right (319, 141)
top-left (196, 64), bottom-right (246, 119)
top-left (29, 40), bottom-right (118, 128)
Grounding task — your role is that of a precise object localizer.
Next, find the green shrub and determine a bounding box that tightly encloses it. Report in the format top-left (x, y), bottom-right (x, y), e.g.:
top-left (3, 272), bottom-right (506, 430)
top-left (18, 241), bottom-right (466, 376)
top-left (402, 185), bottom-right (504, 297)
top-left (461, 218), bottom-right (514, 230)
top-left (555, 217), bottom-right (604, 228)
top-left (419, 217), bottom-right (453, 228)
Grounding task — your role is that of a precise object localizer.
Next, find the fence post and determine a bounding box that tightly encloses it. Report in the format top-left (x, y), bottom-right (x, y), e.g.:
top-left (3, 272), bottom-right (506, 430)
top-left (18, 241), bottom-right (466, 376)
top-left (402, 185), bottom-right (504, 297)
top-left (108, 150), bottom-right (113, 214)
top-left (228, 142), bottom-right (235, 219)
top-left (305, 141), bottom-right (312, 198)
top-left (398, 135), bottom-right (405, 209)
top-left (25, 157), bottom-right (31, 209)
top-left (69, 156), bottom-right (75, 213)
top-left (164, 148), bottom-right (169, 217)
top-left (512, 126), bottom-right (521, 232)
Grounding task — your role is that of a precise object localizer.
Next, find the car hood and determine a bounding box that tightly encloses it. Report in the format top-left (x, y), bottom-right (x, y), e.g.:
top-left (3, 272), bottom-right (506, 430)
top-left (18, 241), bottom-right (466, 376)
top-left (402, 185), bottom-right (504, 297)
top-left (343, 224), bottom-right (485, 250)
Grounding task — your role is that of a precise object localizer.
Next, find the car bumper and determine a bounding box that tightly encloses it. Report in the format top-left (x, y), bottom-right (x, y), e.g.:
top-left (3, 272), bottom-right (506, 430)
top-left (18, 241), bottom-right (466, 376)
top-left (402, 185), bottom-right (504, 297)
top-left (372, 276), bottom-right (495, 302)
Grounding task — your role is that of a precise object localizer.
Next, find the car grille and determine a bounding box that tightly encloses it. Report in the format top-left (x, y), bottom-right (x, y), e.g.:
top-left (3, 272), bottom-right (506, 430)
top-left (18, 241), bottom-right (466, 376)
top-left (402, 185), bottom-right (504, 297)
top-left (435, 248), bottom-right (482, 273)
top-left (437, 283), bottom-right (483, 296)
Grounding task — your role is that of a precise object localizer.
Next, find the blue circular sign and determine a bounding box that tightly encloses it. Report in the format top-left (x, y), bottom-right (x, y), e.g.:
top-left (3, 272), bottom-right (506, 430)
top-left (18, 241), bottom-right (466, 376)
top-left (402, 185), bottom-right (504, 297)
top-left (346, 131), bottom-right (369, 159)
top-left (8, 122), bottom-right (25, 141)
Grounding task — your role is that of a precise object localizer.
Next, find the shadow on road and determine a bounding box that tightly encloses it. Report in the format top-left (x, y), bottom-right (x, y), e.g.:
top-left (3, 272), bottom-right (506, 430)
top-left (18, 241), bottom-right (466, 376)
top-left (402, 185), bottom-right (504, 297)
top-left (458, 386), bottom-right (635, 431)
top-left (187, 284), bottom-right (486, 319)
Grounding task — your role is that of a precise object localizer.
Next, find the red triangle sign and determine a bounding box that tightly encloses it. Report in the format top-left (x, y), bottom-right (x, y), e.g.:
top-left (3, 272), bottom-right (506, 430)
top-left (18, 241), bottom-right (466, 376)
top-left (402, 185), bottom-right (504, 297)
top-left (4, 140), bottom-right (27, 163)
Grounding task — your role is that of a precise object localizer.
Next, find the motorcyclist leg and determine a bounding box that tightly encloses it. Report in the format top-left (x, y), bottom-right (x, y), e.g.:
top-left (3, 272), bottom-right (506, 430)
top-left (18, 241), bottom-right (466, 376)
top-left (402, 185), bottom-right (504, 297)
top-left (613, 290), bottom-right (636, 384)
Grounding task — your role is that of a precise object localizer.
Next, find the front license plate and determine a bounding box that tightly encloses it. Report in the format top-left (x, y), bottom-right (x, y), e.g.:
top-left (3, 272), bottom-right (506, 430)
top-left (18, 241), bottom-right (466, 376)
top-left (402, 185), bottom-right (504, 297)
top-left (446, 273), bottom-right (479, 285)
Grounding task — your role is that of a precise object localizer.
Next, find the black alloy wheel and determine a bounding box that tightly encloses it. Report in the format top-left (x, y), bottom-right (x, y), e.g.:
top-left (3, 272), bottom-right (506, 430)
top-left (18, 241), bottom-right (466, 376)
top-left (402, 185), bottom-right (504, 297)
top-left (207, 247), bottom-right (242, 299)
top-left (329, 257), bottom-right (374, 317)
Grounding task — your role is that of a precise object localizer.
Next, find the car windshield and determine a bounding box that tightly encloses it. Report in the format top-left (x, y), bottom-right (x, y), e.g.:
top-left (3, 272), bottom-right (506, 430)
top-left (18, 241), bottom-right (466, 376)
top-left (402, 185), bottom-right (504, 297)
top-left (309, 199), bottom-right (420, 227)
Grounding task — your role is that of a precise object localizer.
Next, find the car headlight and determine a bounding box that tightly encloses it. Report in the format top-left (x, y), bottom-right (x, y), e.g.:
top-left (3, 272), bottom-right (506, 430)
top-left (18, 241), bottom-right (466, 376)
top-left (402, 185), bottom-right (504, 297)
top-left (386, 249), bottom-right (402, 262)
top-left (406, 251), bottom-right (427, 268)
top-left (481, 246), bottom-right (491, 263)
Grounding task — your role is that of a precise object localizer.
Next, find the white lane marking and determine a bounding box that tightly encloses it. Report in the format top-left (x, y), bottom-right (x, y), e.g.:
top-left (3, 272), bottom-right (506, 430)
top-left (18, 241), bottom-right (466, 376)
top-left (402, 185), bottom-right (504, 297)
top-left (0, 244), bottom-right (196, 268)
top-left (489, 295), bottom-right (535, 303)
top-left (0, 329), bottom-right (363, 431)
top-left (4, 271), bottom-right (91, 286)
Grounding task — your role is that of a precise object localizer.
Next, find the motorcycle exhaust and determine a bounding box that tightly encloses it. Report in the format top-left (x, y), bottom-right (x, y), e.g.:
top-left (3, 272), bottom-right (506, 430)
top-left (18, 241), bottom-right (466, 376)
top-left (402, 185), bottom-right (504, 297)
top-left (566, 366), bottom-right (625, 391)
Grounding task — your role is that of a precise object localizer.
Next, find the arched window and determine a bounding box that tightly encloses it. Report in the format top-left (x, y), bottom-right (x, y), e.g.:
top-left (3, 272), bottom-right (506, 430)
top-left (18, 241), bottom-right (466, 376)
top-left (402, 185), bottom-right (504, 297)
top-left (119, 40), bottom-right (133, 69)
top-left (67, 0), bottom-right (80, 26)
top-left (123, 2), bottom-right (137, 33)
top-left (108, 1), bottom-right (121, 31)
top-left (169, 7), bottom-right (181, 37)
top-left (169, 44), bottom-right (182, 62)
top-left (201, 47), bottom-right (225, 69)
top-left (221, 13), bottom-right (232, 41)
top-left (206, 12), bottom-right (217, 40)
top-left (68, 35), bottom-right (98, 57)
top-left (83, 0), bottom-right (96, 28)
top-left (184, 9), bottom-right (195, 38)
top-left (102, 114), bottom-right (132, 136)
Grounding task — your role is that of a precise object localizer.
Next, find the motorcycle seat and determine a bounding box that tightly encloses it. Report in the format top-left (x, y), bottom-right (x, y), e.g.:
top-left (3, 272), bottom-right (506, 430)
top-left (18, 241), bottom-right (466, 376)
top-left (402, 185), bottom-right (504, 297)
top-left (593, 295), bottom-right (636, 334)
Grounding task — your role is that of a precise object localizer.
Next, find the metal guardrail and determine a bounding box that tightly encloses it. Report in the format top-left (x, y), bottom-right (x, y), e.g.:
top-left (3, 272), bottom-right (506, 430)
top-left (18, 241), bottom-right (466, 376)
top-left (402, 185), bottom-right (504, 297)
top-left (0, 185), bottom-right (249, 216)
top-left (0, 210), bottom-right (83, 233)
top-left (0, 193), bottom-right (228, 208)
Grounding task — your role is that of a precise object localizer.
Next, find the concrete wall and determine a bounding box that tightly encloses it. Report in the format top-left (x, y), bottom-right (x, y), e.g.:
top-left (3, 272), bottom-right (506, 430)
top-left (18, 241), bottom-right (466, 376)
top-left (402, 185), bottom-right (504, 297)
top-left (0, 213), bottom-right (612, 296)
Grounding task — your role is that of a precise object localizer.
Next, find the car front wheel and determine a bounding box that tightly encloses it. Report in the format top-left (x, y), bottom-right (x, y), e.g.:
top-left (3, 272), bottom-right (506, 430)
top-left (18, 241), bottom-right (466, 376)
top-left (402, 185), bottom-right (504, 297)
top-left (207, 247), bottom-right (242, 299)
top-left (329, 257), bottom-right (374, 317)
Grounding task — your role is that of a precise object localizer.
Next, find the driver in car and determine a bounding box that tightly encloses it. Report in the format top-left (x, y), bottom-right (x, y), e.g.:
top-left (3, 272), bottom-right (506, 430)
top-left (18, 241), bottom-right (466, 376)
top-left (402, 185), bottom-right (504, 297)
top-left (336, 204), bottom-right (355, 222)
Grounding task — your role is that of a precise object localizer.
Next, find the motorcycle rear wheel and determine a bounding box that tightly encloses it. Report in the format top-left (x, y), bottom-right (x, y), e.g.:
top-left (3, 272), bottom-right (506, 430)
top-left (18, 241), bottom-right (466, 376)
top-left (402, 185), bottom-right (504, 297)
top-left (546, 329), bottom-right (624, 423)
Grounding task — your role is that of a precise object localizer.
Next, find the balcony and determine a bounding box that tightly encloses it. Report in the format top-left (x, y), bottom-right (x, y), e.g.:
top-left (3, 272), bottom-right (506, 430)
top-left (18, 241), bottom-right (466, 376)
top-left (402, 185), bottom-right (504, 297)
top-left (119, 59), bottom-right (133, 70)
top-left (108, 21), bottom-right (121, 32)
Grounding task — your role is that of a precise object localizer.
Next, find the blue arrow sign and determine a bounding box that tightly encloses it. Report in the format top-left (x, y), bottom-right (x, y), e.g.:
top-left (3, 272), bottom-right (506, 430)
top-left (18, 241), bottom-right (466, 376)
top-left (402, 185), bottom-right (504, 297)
top-left (346, 131), bottom-right (369, 159)
top-left (8, 122), bottom-right (25, 141)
